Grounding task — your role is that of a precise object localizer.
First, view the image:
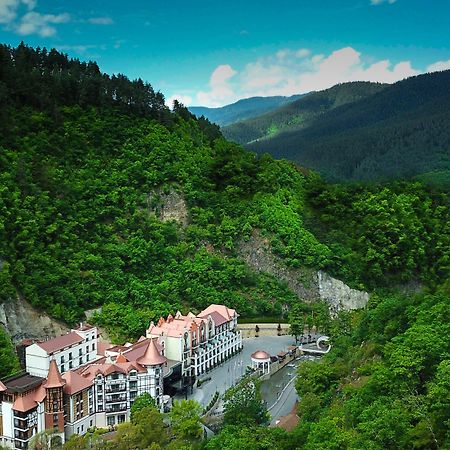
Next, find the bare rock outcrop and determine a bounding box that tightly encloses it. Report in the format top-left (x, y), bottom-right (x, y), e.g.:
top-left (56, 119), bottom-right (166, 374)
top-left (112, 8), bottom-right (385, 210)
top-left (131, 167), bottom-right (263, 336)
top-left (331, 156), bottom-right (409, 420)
top-left (147, 187), bottom-right (189, 227)
top-left (237, 230), bottom-right (369, 313)
top-left (318, 271), bottom-right (369, 315)
top-left (0, 295), bottom-right (68, 344)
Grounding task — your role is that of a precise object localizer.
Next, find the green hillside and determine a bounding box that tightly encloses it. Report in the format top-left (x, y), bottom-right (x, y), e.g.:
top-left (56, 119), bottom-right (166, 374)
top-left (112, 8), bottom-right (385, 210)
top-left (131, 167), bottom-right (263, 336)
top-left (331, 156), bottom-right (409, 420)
top-left (0, 44), bottom-right (449, 449)
top-left (223, 81), bottom-right (386, 144)
top-left (189, 94), bottom-right (302, 126)
top-left (243, 71), bottom-right (450, 182)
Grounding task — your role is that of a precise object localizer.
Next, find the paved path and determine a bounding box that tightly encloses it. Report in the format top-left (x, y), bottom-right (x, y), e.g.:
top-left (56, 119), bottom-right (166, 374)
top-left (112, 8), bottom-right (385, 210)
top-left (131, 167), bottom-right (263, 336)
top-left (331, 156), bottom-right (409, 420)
top-left (268, 375), bottom-right (298, 424)
top-left (176, 335), bottom-right (296, 408)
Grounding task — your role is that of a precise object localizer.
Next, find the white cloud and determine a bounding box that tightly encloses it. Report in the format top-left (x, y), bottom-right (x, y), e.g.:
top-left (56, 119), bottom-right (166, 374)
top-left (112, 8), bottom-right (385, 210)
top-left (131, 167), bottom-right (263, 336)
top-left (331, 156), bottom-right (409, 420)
top-left (0, 0), bottom-right (22, 24)
top-left (88, 16), bottom-right (113, 25)
top-left (0, 0), bottom-right (69, 35)
top-left (427, 60), bottom-right (450, 72)
top-left (166, 94), bottom-right (193, 108)
top-left (185, 46), bottom-right (437, 107)
top-left (16, 11), bottom-right (70, 37)
top-left (57, 44), bottom-right (99, 55)
top-left (196, 64), bottom-right (237, 107)
top-left (371, 0), bottom-right (397, 5)
top-left (295, 48), bottom-right (311, 58)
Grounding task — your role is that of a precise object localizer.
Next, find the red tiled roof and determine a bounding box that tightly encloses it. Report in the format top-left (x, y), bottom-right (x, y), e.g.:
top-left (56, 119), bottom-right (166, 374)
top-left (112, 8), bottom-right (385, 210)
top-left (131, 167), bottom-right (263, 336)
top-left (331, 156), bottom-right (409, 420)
top-left (13, 393), bottom-right (37, 412)
top-left (37, 332), bottom-right (84, 354)
top-left (0, 381), bottom-right (7, 392)
top-left (137, 339), bottom-right (167, 366)
top-left (63, 371), bottom-right (93, 395)
top-left (115, 354), bottom-right (128, 363)
top-left (198, 304), bottom-right (237, 320)
top-left (43, 360), bottom-right (66, 389)
top-left (198, 310), bottom-right (228, 326)
top-left (97, 342), bottom-right (110, 356)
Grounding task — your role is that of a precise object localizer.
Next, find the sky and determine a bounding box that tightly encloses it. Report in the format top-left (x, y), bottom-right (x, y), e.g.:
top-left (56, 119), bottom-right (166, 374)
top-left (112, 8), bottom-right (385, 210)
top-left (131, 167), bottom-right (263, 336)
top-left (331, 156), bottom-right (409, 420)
top-left (0, 0), bottom-right (449, 107)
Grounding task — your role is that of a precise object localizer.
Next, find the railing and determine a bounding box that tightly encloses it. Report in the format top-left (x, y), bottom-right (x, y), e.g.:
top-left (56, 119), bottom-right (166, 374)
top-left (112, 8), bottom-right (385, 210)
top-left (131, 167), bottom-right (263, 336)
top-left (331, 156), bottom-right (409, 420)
top-left (105, 394), bottom-right (127, 402)
top-left (105, 383), bottom-right (126, 393)
top-left (105, 403), bottom-right (127, 413)
top-left (14, 419), bottom-right (28, 430)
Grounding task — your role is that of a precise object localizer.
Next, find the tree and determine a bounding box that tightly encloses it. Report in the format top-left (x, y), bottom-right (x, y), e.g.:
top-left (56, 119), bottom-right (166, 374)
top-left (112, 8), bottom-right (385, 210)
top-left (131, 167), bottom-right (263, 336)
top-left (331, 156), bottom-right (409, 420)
top-left (205, 425), bottom-right (294, 450)
top-left (0, 326), bottom-right (20, 378)
top-left (169, 399), bottom-right (203, 443)
top-left (223, 377), bottom-right (269, 427)
top-left (110, 406), bottom-right (167, 450)
top-left (289, 303), bottom-right (309, 343)
top-left (130, 392), bottom-right (157, 423)
top-left (29, 430), bottom-right (63, 450)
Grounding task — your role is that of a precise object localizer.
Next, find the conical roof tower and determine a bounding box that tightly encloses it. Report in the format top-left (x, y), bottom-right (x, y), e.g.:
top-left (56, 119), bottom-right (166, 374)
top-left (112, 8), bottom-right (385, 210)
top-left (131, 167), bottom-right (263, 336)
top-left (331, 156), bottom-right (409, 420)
top-left (137, 338), bottom-right (167, 366)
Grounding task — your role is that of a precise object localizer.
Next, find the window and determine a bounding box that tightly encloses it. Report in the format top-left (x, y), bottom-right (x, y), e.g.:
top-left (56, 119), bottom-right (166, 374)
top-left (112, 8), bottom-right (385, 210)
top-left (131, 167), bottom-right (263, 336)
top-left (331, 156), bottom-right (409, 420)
top-left (86, 354), bottom-right (90, 362)
top-left (68, 352), bottom-right (72, 360)
top-left (86, 346), bottom-right (89, 353)
top-left (90, 420), bottom-right (93, 427)
top-left (69, 361), bottom-right (73, 369)
top-left (79, 357), bottom-right (83, 365)
top-left (60, 356), bottom-right (65, 364)
top-left (92, 343), bottom-right (95, 351)
top-left (61, 364), bottom-right (65, 372)
top-left (107, 416), bottom-right (115, 426)
top-left (79, 348), bottom-right (82, 356)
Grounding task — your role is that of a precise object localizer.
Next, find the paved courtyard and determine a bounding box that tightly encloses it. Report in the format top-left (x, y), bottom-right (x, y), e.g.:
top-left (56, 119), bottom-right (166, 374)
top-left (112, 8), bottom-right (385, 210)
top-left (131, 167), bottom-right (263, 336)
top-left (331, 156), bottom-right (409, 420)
top-left (180, 334), bottom-right (296, 408)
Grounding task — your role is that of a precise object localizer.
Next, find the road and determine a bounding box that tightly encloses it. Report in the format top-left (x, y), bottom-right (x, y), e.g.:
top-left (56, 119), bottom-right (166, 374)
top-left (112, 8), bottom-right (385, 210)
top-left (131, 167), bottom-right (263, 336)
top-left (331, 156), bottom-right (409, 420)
top-left (177, 334), bottom-right (296, 408)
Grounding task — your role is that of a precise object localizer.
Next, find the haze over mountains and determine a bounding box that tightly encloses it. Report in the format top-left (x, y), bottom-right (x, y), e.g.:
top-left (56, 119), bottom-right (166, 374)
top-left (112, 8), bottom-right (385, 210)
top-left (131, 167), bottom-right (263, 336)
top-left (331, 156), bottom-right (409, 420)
top-left (188, 94), bottom-right (302, 127)
top-left (191, 71), bottom-right (450, 184)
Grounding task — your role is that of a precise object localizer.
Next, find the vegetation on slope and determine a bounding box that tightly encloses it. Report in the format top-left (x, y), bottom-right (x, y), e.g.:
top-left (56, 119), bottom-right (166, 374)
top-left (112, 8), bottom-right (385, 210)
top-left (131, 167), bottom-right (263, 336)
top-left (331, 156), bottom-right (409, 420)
top-left (225, 71), bottom-right (450, 183)
top-left (0, 42), bottom-right (449, 450)
top-left (223, 81), bottom-right (386, 144)
top-left (1, 44), bottom-right (448, 344)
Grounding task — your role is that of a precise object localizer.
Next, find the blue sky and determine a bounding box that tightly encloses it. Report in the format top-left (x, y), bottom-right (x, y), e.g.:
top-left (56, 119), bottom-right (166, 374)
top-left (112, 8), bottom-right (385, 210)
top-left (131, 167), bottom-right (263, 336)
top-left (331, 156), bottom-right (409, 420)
top-left (1, 0), bottom-right (449, 107)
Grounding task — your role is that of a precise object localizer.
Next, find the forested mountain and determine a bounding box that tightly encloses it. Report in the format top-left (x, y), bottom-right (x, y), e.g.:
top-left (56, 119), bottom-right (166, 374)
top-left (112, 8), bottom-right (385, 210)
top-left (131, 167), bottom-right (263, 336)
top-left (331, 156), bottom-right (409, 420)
top-left (233, 71), bottom-right (450, 182)
top-left (188, 94), bottom-right (302, 126)
top-left (0, 43), bottom-right (449, 449)
top-left (223, 81), bottom-right (386, 144)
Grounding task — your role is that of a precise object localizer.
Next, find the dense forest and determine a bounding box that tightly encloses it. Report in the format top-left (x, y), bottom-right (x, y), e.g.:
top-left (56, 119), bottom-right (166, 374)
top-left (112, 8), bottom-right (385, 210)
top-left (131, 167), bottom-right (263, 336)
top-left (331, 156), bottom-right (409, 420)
top-left (0, 43), bottom-right (449, 449)
top-left (224, 72), bottom-right (450, 184)
top-left (223, 81), bottom-right (385, 144)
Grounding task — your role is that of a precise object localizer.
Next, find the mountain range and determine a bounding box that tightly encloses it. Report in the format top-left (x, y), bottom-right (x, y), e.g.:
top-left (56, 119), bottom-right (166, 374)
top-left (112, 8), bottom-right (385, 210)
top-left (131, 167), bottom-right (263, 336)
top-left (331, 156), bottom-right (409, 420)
top-left (188, 94), bottom-right (302, 127)
top-left (219, 71), bottom-right (450, 183)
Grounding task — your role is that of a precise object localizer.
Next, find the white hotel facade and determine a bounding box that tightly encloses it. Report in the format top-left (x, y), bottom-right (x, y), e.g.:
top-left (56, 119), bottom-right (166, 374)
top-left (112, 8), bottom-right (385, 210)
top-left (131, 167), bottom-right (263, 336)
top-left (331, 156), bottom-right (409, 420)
top-left (0, 303), bottom-right (242, 449)
top-left (146, 304), bottom-right (243, 379)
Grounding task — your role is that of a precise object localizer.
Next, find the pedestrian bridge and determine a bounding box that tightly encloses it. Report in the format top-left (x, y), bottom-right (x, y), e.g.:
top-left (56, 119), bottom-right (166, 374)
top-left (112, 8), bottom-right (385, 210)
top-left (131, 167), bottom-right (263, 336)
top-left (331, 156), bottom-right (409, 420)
top-left (300, 335), bottom-right (331, 355)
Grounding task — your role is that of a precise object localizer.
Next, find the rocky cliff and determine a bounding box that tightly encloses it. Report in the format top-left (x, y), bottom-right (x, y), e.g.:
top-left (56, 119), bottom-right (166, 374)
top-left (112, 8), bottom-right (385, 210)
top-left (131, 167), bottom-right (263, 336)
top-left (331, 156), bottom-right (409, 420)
top-left (238, 230), bottom-right (369, 313)
top-left (0, 295), bottom-right (68, 344)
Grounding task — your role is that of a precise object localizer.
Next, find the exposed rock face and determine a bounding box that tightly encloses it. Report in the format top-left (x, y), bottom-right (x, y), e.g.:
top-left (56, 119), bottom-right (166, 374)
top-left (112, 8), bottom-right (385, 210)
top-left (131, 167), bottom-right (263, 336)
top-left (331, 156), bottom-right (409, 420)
top-left (238, 231), bottom-right (320, 301)
top-left (0, 295), bottom-right (68, 344)
top-left (237, 229), bottom-right (369, 313)
top-left (318, 271), bottom-right (369, 315)
top-left (147, 187), bottom-right (189, 227)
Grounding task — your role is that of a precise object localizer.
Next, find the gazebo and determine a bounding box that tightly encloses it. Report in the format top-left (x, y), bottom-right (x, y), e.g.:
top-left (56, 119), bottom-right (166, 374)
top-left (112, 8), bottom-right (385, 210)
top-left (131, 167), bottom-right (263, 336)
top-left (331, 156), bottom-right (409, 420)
top-left (250, 350), bottom-right (271, 374)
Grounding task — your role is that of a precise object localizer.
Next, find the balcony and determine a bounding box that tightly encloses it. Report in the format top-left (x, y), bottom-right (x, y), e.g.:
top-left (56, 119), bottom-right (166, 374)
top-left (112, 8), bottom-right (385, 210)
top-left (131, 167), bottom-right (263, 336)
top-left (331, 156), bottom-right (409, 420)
top-left (14, 430), bottom-right (32, 441)
top-left (105, 383), bottom-right (126, 393)
top-left (106, 394), bottom-right (127, 403)
top-left (105, 403), bottom-right (127, 413)
top-left (14, 419), bottom-right (28, 430)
